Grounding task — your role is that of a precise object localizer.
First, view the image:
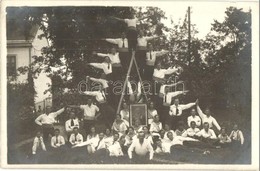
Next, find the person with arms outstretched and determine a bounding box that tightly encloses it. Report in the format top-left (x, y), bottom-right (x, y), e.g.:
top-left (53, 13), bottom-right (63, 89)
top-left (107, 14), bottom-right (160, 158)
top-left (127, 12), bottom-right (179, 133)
top-left (168, 98), bottom-right (198, 130)
top-left (35, 104), bottom-right (66, 145)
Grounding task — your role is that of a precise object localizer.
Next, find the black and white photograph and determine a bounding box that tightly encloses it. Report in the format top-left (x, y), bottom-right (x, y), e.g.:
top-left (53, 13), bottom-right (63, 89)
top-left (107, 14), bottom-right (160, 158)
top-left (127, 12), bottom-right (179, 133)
top-left (0, 0), bottom-right (259, 169)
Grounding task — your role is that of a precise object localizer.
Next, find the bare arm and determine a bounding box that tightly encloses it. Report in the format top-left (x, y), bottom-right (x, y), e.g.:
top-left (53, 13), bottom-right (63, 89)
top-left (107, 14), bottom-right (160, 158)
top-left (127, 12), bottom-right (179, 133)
top-left (35, 115), bottom-right (42, 126)
top-left (97, 53), bottom-right (109, 57)
top-left (111, 16), bottom-right (125, 23)
top-left (104, 38), bottom-right (118, 45)
top-left (197, 105), bottom-right (206, 119)
top-left (212, 117), bottom-right (221, 131)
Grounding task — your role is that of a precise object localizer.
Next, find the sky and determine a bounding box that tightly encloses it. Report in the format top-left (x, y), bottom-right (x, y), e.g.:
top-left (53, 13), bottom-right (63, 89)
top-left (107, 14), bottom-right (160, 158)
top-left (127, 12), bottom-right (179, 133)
top-left (159, 3), bottom-right (251, 39)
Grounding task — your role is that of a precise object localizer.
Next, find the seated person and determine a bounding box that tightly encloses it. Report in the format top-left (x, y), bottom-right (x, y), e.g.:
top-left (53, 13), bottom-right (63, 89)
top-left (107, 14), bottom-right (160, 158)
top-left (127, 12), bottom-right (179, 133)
top-left (133, 119), bottom-right (143, 133)
top-left (87, 132), bottom-right (107, 154)
top-left (111, 114), bottom-right (128, 136)
top-left (107, 133), bottom-right (124, 157)
top-left (119, 135), bottom-right (128, 155)
top-left (158, 129), bottom-right (166, 141)
top-left (218, 127), bottom-right (231, 147)
top-left (164, 123), bottom-right (176, 140)
top-left (195, 122), bottom-right (218, 147)
top-left (32, 131), bottom-right (46, 155)
top-left (149, 115), bottom-right (162, 137)
top-left (175, 121), bottom-right (186, 136)
top-left (120, 102), bottom-right (130, 127)
top-left (154, 139), bottom-right (171, 154)
top-left (69, 127), bottom-right (83, 147)
top-left (51, 129), bottom-right (66, 150)
top-left (65, 112), bottom-right (80, 140)
top-left (165, 131), bottom-right (184, 146)
top-left (147, 101), bottom-right (158, 125)
top-left (125, 126), bottom-right (137, 147)
top-left (92, 132), bottom-right (110, 163)
top-left (87, 126), bottom-right (99, 141)
top-left (187, 108), bottom-right (201, 128)
top-left (182, 121), bottom-right (200, 139)
top-left (142, 126), bottom-right (154, 145)
top-left (229, 123), bottom-right (244, 147)
top-left (104, 128), bottom-right (113, 143)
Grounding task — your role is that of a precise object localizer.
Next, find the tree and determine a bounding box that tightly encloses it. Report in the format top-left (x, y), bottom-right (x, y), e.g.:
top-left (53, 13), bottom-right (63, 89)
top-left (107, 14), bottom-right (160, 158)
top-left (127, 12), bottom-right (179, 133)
top-left (201, 7), bottom-right (251, 111)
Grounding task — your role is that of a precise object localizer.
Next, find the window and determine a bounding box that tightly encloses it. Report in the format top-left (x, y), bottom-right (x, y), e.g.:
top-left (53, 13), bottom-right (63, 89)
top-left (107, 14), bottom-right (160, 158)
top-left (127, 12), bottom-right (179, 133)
top-left (7, 55), bottom-right (16, 77)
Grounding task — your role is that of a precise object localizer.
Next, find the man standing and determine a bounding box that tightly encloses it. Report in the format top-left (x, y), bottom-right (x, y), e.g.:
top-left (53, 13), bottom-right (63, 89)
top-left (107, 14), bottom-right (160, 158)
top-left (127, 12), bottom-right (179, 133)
top-left (168, 98), bottom-right (198, 130)
top-left (196, 102), bottom-right (221, 131)
top-left (128, 132), bottom-right (154, 164)
top-left (68, 98), bottom-right (100, 135)
top-left (35, 105), bottom-right (66, 145)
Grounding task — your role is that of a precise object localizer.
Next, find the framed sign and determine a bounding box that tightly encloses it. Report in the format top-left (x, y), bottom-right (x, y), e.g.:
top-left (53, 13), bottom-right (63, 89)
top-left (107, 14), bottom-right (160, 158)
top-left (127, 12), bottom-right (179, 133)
top-left (129, 103), bottom-right (147, 127)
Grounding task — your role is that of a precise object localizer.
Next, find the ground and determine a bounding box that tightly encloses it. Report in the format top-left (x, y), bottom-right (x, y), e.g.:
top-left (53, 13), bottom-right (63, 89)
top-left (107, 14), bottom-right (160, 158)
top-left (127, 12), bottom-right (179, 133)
top-left (7, 108), bottom-right (251, 165)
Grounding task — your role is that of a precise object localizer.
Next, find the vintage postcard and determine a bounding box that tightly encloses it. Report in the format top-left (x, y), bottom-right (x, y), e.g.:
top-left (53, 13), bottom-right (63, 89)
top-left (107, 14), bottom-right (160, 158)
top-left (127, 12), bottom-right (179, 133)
top-left (0, 0), bottom-right (259, 170)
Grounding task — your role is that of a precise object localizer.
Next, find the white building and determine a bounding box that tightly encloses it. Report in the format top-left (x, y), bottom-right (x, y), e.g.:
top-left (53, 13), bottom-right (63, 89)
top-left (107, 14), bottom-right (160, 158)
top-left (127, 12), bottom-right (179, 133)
top-left (7, 22), bottom-right (52, 107)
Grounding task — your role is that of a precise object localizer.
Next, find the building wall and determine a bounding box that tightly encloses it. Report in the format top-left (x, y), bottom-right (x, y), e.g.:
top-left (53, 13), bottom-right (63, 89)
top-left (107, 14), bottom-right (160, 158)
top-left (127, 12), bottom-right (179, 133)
top-left (7, 47), bottom-right (30, 83)
top-left (7, 29), bottom-right (52, 104)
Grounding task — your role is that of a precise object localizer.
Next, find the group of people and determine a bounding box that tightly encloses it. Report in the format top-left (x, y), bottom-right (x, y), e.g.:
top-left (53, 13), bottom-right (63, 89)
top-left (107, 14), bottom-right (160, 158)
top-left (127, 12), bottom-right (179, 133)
top-left (31, 13), bottom-right (245, 164)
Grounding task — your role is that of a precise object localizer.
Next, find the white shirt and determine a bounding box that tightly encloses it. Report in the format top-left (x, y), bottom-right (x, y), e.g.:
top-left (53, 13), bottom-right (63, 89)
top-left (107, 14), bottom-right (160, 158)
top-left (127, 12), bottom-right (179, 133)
top-left (108, 141), bottom-right (123, 157)
top-left (89, 62), bottom-right (112, 75)
top-left (155, 142), bottom-right (171, 154)
top-left (137, 36), bottom-right (157, 47)
top-left (83, 90), bottom-right (107, 103)
top-left (105, 38), bottom-right (128, 48)
top-left (163, 91), bottom-right (183, 106)
top-left (128, 139), bottom-right (154, 160)
top-left (124, 18), bottom-right (138, 27)
top-left (35, 108), bottom-right (65, 125)
top-left (197, 106), bottom-right (221, 130)
top-left (87, 134), bottom-right (99, 141)
top-left (120, 109), bottom-right (129, 121)
top-left (112, 121), bottom-right (128, 134)
top-left (182, 128), bottom-right (200, 137)
top-left (80, 104), bottom-right (99, 120)
top-left (65, 118), bottom-right (80, 132)
top-left (32, 136), bottom-right (46, 154)
top-left (159, 83), bottom-right (178, 97)
top-left (187, 115), bottom-right (202, 127)
top-left (89, 77), bottom-right (109, 89)
top-left (147, 109), bottom-right (158, 125)
top-left (149, 121), bottom-right (162, 133)
top-left (164, 136), bottom-right (184, 146)
top-left (69, 133), bottom-right (84, 145)
top-left (93, 138), bottom-right (107, 151)
top-left (51, 135), bottom-right (65, 148)
top-left (153, 67), bottom-right (178, 79)
top-left (97, 52), bottom-right (121, 64)
top-left (169, 103), bottom-right (196, 116)
top-left (146, 50), bottom-right (169, 66)
top-left (196, 129), bottom-right (217, 139)
top-left (218, 134), bottom-right (231, 143)
top-left (124, 134), bottom-right (137, 146)
top-left (229, 130), bottom-right (244, 145)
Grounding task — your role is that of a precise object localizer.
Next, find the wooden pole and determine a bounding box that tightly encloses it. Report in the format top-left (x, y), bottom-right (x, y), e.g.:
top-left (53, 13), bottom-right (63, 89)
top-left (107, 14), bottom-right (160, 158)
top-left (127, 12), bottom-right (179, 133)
top-left (188, 6), bottom-right (191, 65)
top-left (116, 51), bottom-right (135, 114)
